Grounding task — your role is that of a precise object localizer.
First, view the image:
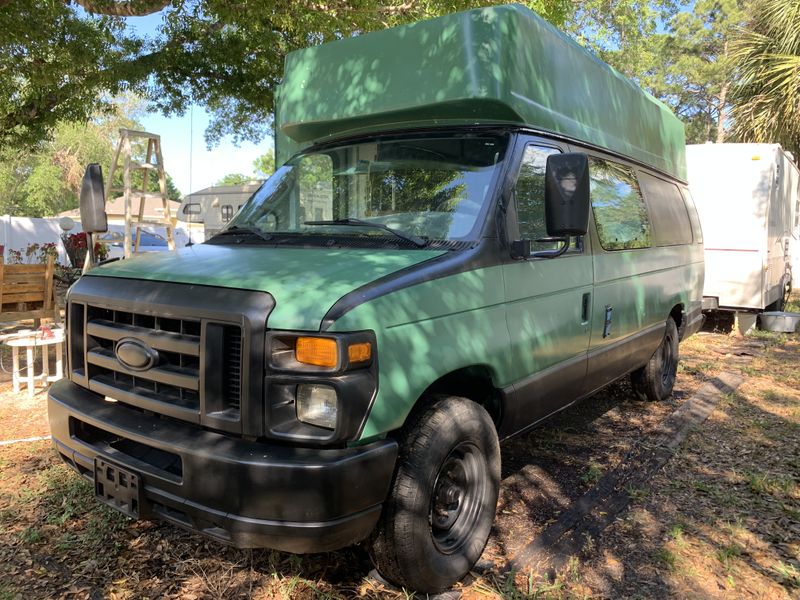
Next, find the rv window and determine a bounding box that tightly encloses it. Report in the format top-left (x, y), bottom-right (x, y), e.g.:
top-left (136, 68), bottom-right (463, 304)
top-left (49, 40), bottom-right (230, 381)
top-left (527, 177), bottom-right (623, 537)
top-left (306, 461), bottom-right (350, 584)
top-left (589, 158), bottom-right (651, 250)
top-left (183, 203), bottom-right (201, 215)
top-left (638, 172), bottom-right (692, 246)
top-left (221, 205), bottom-right (234, 222)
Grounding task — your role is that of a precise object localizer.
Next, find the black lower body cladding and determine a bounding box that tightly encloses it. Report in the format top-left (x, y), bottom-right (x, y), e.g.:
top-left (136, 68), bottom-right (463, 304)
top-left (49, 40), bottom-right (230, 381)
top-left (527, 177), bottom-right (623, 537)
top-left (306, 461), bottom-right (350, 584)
top-left (48, 379), bottom-right (399, 552)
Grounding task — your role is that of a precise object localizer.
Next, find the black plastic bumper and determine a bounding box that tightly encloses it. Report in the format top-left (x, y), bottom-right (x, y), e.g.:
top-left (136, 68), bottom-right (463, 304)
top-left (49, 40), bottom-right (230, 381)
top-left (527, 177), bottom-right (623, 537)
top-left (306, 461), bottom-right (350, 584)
top-left (48, 379), bottom-right (398, 553)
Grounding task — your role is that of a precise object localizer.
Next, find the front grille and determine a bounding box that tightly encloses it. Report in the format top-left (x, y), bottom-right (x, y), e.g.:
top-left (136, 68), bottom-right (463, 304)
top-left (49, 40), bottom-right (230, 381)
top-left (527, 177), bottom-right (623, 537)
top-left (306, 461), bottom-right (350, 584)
top-left (223, 326), bottom-right (242, 410)
top-left (70, 302), bottom-right (243, 427)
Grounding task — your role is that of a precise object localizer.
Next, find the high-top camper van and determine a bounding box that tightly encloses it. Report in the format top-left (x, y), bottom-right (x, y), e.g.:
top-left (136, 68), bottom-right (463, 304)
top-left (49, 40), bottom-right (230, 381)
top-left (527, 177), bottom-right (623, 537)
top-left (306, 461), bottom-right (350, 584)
top-left (687, 143), bottom-right (799, 316)
top-left (50, 5), bottom-right (702, 592)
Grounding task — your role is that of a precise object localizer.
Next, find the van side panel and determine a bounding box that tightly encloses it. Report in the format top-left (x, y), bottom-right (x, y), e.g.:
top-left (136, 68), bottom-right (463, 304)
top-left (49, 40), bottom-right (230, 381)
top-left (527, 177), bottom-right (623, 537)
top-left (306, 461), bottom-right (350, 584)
top-left (329, 265), bottom-right (515, 440)
top-left (499, 251), bottom-right (593, 435)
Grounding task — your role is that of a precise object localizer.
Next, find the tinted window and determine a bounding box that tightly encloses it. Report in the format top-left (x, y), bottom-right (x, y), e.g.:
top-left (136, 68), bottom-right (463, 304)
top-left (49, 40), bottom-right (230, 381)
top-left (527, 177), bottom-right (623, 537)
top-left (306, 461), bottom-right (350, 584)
top-left (221, 205), bottom-right (234, 222)
top-left (681, 188), bottom-right (704, 244)
top-left (590, 158), bottom-right (651, 250)
top-left (515, 145), bottom-right (561, 251)
top-left (639, 172), bottom-right (692, 246)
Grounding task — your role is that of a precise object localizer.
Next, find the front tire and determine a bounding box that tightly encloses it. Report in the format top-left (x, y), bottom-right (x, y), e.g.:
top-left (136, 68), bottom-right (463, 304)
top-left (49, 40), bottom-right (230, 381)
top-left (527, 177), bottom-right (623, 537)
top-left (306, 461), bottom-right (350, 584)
top-left (631, 316), bottom-right (679, 402)
top-left (370, 396), bottom-right (500, 593)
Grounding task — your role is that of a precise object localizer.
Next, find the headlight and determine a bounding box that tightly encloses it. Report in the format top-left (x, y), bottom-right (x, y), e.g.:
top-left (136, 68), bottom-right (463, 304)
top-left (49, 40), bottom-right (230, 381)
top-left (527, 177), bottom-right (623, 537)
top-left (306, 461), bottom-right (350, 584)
top-left (296, 383), bottom-right (337, 429)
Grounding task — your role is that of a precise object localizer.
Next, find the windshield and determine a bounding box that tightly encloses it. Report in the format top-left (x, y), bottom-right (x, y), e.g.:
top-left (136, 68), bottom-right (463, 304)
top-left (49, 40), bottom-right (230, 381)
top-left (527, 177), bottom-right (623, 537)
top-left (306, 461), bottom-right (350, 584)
top-left (224, 133), bottom-right (509, 246)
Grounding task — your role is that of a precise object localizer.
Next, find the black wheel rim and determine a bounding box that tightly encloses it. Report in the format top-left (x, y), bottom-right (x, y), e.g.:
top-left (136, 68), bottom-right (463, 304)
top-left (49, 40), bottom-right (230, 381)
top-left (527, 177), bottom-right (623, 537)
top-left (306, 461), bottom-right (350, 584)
top-left (661, 333), bottom-right (675, 387)
top-left (429, 441), bottom-right (485, 554)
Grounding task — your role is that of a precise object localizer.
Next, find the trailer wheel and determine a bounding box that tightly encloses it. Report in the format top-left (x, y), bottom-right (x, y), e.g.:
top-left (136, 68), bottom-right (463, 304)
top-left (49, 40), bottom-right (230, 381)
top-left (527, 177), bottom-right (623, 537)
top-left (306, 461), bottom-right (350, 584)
top-left (370, 396), bottom-right (500, 593)
top-left (631, 317), bottom-right (679, 402)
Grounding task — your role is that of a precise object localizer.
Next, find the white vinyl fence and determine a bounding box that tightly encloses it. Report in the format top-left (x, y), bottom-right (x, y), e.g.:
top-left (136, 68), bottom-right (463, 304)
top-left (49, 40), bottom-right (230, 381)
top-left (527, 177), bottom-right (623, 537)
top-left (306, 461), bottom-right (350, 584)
top-left (0, 215), bottom-right (81, 265)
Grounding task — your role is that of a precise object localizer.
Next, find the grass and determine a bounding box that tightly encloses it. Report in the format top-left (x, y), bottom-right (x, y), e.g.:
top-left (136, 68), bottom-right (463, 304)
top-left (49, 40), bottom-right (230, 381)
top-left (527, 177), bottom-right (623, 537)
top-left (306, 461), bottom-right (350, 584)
top-left (1, 322), bottom-right (799, 599)
top-left (746, 471), bottom-right (797, 496)
top-left (655, 547), bottom-right (679, 572)
top-left (0, 585), bottom-right (16, 600)
top-left (580, 462), bottom-right (603, 485)
top-left (774, 561), bottom-right (800, 588)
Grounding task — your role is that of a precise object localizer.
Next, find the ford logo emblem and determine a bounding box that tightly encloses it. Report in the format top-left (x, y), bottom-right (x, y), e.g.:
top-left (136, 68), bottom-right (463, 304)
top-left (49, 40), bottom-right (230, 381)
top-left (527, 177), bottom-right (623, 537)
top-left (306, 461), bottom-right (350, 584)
top-left (115, 338), bottom-right (159, 371)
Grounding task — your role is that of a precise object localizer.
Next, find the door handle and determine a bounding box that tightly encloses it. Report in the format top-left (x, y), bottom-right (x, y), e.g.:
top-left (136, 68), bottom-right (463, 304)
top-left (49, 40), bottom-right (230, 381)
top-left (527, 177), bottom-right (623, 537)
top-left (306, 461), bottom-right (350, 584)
top-left (581, 292), bottom-right (591, 324)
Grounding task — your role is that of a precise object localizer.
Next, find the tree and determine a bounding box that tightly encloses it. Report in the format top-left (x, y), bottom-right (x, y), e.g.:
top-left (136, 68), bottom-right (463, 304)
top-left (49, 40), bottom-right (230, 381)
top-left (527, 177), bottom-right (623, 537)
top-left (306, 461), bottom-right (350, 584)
top-left (215, 173), bottom-right (254, 186)
top-left (0, 100), bottom-right (182, 216)
top-left (731, 0), bottom-right (800, 155)
top-left (573, 1), bottom-right (749, 145)
top-left (644, 1), bottom-right (748, 144)
top-left (253, 149), bottom-right (276, 179)
top-left (1, 1), bottom-right (572, 153)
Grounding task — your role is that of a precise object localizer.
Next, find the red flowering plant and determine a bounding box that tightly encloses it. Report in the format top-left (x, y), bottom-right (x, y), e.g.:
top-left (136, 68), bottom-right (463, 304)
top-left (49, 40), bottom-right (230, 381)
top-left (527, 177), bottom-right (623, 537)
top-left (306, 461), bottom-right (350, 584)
top-left (4, 242), bottom-right (59, 265)
top-left (62, 232), bottom-right (108, 267)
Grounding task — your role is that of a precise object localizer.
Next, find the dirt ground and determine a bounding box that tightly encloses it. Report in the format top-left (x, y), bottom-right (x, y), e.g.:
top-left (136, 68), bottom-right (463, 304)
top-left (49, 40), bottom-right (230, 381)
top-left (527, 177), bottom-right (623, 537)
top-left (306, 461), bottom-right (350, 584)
top-left (0, 312), bottom-right (798, 599)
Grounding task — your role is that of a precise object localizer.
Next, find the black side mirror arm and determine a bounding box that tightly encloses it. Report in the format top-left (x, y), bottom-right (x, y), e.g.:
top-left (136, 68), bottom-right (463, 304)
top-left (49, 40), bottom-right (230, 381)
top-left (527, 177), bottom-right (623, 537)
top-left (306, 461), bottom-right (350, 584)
top-left (532, 236), bottom-right (570, 258)
top-left (510, 239), bottom-right (530, 260)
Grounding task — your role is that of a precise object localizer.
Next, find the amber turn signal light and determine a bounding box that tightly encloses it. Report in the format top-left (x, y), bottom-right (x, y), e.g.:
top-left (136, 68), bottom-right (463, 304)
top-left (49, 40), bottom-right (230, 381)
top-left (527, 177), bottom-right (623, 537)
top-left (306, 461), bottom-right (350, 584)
top-left (347, 342), bottom-right (372, 364)
top-left (295, 337), bottom-right (338, 368)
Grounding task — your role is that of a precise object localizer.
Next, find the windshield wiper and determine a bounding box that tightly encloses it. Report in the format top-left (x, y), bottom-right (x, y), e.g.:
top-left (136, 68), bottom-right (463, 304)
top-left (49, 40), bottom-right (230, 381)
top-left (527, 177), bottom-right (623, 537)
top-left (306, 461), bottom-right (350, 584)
top-left (304, 218), bottom-right (428, 248)
top-left (212, 225), bottom-right (273, 243)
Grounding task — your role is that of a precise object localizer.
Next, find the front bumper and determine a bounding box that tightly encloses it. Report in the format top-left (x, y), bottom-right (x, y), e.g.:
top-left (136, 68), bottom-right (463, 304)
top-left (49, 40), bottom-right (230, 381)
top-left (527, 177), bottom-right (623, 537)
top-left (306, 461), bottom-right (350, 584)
top-left (48, 379), bottom-right (398, 552)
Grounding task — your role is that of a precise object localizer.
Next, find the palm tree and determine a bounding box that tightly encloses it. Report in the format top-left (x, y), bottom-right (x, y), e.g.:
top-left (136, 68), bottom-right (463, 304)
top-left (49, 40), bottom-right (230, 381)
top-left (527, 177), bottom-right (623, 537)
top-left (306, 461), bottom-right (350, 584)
top-left (731, 0), bottom-right (800, 154)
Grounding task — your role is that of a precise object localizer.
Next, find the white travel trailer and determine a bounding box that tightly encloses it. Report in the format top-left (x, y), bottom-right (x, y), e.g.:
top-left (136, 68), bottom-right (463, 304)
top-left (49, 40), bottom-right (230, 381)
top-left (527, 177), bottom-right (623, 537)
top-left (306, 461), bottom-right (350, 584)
top-left (177, 182), bottom-right (263, 241)
top-left (687, 143), bottom-right (800, 315)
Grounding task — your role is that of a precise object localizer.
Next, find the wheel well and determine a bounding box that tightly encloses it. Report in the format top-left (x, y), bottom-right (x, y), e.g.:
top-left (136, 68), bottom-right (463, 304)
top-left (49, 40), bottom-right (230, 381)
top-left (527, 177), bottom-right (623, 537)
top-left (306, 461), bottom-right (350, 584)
top-left (670, 303), bottom-right (685, 338)
top-left (415, 366), bottom-right (503, 429)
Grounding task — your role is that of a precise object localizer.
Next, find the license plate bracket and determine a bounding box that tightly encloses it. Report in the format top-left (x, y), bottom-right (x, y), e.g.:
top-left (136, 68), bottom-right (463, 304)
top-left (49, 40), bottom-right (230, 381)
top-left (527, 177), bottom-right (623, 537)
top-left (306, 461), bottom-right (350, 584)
top-left (94, 458), bottom-right (144, 519)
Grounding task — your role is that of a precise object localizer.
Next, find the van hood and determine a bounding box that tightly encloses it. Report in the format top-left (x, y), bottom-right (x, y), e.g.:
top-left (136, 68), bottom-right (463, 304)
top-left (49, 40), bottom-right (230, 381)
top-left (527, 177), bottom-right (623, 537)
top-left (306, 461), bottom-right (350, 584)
top-left (88, 243), bottom-right (445, 330)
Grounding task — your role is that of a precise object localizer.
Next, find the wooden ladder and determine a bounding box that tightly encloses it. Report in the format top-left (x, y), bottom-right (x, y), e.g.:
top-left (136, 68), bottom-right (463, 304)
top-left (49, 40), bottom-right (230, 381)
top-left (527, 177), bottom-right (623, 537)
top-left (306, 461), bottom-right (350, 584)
top-left (105, 128), bottom-right (176, 258)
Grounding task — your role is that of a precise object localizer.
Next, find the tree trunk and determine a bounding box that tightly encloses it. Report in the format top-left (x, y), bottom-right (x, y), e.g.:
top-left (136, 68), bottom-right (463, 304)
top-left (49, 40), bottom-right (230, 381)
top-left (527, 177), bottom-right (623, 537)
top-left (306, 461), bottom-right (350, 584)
top-left (716, 82), bottom-right (729, 143)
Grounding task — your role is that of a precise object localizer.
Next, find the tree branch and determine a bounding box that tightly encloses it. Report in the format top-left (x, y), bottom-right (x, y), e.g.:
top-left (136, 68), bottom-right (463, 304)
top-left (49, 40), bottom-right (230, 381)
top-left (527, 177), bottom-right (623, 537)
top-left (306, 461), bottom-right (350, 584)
top-left (72, 0), bottom-right (170, 17)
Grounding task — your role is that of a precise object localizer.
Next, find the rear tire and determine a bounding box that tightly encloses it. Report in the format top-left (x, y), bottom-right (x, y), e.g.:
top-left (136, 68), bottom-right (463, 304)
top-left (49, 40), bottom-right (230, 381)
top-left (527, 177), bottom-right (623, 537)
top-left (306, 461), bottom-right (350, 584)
top-left (370, 396), bottom-right (500, 593)
top-left (631, 317), bottom-right (679, 402)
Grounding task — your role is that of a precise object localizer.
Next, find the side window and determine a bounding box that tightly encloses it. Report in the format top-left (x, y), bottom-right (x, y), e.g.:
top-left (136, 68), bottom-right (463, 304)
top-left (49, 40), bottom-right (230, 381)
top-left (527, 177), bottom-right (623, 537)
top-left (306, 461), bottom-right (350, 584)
top-left (515, 144), bottom-right (562, 251)
top-left (681, 187), bottom-right (704, 244)
top-left (638, 172), bottom-right (692, 246)
top-left (221, 205), bottom-right (234, 222)
top-left (590, 157), bottom-right (651, 250)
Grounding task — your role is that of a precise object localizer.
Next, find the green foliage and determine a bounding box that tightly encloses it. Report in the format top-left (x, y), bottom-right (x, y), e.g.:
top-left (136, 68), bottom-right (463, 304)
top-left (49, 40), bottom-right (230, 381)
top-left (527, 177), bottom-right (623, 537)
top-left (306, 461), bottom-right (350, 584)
top-left (0, 99), bottom-right (181, 216)
top-left (215, 173), bottom-right (254, 186)
top-left (569, 1), bottom-right (750, 144)
top-left (0, 1), bottom-right (142, 150)
top-left (731, 0), bottom-right (800, 155)
top-left (253, 148), bottom-right (276, 179)
top-left (0, 1), bottom-right (572, 153)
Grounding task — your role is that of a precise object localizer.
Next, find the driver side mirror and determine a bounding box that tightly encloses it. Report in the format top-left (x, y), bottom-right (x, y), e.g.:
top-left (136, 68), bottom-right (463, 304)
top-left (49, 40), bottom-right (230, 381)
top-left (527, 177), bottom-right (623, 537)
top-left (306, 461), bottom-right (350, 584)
top-left (544, 152), bottom-right (590, 238)
top-left (79, 164), bottom-right (108, 234)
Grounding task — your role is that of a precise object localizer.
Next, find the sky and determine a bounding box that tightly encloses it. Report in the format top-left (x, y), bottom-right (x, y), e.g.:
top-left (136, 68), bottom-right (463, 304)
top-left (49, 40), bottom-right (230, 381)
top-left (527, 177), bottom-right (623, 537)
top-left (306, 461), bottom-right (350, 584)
top-left (121, 12), bottom-right (273, 197)
top-left (139, 109), bottom-right (272, 197)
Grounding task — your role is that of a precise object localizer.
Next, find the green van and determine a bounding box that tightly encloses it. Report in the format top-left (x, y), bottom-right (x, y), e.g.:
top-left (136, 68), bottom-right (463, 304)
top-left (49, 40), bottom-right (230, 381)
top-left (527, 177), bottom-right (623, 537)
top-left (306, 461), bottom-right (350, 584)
top-left (49, 4), bottom-right (704, 593)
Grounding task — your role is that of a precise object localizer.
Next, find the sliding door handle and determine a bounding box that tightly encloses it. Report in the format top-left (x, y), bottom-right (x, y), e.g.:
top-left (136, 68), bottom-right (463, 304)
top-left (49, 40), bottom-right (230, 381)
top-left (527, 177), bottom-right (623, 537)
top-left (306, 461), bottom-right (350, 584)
top-left (581, 292), bottom-right (591, 324)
